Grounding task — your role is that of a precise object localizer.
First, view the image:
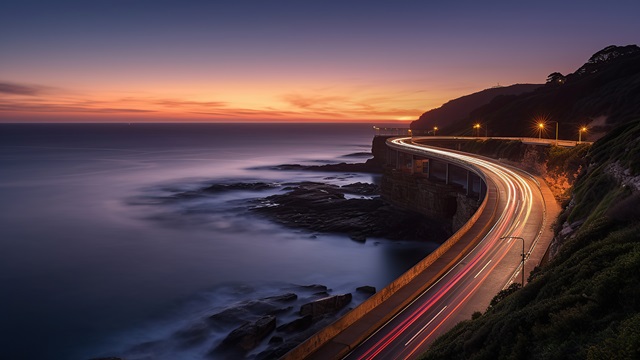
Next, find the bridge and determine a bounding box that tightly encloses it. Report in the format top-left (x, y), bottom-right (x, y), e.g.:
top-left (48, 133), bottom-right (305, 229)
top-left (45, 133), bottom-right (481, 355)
top-left (283, 136), bottom-right (562, 360)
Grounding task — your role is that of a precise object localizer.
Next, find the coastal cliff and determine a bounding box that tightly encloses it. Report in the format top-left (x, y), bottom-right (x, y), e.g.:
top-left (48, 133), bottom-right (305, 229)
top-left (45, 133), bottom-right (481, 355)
top-left (411, 45), bottom-right (640, 140)
top-left (420, 120), bottom-right (640, 360)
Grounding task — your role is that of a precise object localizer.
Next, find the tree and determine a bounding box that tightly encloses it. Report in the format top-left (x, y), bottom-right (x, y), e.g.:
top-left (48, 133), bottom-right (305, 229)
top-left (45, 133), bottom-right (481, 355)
top-left (546, 72), bottom-right (566, 84)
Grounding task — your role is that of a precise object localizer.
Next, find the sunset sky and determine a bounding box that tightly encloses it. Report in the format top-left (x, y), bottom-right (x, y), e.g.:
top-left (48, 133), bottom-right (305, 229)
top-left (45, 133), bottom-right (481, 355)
top-left (1, 0), bottom-right (639, 122)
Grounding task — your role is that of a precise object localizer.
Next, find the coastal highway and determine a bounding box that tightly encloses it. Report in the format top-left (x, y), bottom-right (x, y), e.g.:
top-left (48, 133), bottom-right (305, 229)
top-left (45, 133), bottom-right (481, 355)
top-left (343, 137), bottom-right (549, 360)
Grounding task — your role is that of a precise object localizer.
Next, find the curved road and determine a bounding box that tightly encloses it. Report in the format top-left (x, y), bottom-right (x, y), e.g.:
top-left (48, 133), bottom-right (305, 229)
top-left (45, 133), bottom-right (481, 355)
top-left (344, 137), bottom-right (549, 359)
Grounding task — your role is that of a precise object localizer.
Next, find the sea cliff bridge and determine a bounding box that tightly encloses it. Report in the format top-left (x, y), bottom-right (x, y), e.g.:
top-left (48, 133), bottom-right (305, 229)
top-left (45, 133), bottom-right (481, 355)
top-left (283, 135), bottom-right (572, 360)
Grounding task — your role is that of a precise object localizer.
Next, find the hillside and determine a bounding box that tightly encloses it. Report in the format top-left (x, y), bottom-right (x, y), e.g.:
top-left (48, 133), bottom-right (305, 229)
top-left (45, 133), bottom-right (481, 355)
top-left (411, 45), bottom-right (640, 141)
top-left (410, 84), bottom-right (542, 134)
top-left (421, 119), bottom-right (640, 360)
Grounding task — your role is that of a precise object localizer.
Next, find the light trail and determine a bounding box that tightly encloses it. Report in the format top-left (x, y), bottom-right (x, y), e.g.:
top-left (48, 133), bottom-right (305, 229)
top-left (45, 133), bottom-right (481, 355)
top-left (345, 137), bottom-right (546, 360)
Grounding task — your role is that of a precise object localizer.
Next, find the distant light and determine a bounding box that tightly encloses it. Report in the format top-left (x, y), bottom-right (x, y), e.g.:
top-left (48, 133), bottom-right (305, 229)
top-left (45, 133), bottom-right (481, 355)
top-left (538, 123), bottom-right (544, 128)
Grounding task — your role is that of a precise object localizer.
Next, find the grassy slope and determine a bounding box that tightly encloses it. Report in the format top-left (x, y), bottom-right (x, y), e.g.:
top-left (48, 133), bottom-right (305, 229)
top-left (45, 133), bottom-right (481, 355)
top-left (421, 119), bottom-right (640, 360)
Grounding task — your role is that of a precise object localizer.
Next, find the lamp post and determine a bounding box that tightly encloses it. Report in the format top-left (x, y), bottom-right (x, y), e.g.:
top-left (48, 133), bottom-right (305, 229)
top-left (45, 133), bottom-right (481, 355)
top-left (500, 236), bottom-right (526, 286)
top-left (578, 126), bottom-right (587, 143)
top-left (549, 121), bottom-right (559, 145)
top-left (433, 126), bottom-right (438, 136)
top-left (473, 123), bottom-right (481, 137)
top-left (537, 123), bottom-right (544, 139)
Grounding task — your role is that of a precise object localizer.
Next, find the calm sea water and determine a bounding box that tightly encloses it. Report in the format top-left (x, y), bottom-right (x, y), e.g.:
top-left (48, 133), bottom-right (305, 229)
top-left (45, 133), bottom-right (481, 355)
top-left (0, 123), bottom-right (438, 359)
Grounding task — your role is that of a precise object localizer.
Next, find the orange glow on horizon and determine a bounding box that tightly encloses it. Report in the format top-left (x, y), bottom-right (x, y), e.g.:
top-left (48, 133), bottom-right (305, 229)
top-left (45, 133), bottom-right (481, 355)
top-left (0, 82), bottom-right (450, 122)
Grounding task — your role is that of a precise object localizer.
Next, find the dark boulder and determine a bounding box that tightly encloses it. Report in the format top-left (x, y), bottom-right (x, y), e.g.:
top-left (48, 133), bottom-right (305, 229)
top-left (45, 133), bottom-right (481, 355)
top-left (260, 292), bottom-right (297, 303)
top-left (219, 315), bottom-right (276, 352)
top-left (356, 286), bottom-right (377, 295)
top-left (276, 315), bottom-right (314, 333)
top-left (202, 182), bottom-right (276, 193)
top-left (300, 294), bottom-right (352, 318)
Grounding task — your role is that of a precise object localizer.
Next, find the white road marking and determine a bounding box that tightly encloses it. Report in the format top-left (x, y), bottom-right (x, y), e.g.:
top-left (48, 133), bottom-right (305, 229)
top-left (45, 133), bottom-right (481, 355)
top-left (404, 306), bottom-right (448, 346)
top-left (474, 260), bottom-right (492, 279)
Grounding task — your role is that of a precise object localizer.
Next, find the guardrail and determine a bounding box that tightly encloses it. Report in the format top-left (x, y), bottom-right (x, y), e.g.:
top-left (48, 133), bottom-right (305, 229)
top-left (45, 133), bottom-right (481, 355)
top-left (403, 135), bottom-right (592, 147)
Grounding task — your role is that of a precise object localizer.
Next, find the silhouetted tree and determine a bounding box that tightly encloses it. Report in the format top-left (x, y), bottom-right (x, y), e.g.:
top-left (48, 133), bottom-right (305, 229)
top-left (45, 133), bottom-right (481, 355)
top-left (546, 72), bottom-right (566, 84)
top-left (576, 44), bottom-right (640, 75)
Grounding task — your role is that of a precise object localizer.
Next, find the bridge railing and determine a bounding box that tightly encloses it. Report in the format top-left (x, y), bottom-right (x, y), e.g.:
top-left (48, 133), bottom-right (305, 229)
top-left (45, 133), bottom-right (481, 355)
top-left (372, 126), bottom-right (411, 136)
top-left (406, 135), bottom-right (591, 147)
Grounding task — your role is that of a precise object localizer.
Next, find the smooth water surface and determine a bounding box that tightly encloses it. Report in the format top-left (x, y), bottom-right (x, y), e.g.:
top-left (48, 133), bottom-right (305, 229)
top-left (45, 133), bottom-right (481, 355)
top-left (0, 123), bottom-right (437, 359)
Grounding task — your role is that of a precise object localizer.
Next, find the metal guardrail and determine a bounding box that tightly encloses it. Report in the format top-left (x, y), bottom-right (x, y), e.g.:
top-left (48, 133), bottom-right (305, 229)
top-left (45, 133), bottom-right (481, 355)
top-left (392, 135), bottom-right (593, 147)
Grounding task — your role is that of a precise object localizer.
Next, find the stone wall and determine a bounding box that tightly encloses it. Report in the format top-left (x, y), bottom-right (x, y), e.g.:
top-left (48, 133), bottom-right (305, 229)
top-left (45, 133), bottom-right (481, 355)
top-left (380, 168), bottom-right (479, 233)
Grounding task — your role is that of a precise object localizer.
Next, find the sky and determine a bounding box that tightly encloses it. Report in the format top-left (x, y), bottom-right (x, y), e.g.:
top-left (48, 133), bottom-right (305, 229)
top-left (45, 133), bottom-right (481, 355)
top-left (1, 0), bottom-right (639, 123)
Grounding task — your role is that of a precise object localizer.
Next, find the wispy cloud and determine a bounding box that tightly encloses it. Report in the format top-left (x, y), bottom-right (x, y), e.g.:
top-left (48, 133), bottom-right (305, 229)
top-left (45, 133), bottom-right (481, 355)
top-left (281, 93), bottom-right (348, 110)
top-left (0, 81), bottom-right (45, 96)
top-left (0, 100), bottom-right (156, 113)
top-left (153, 99), bottom-right (228, 108)
top-left (0, 81), bottom-right (424, 121)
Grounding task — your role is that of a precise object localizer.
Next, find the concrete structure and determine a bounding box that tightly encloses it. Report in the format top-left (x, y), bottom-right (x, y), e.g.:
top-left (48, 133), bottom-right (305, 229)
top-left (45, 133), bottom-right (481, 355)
top-left (282, 137), bottom-right (493, 360)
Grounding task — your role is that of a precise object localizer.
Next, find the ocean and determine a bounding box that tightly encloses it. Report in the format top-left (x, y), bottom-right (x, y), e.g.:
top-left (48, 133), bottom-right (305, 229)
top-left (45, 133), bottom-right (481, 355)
top-left (0, 123), bottom-right (439, 359)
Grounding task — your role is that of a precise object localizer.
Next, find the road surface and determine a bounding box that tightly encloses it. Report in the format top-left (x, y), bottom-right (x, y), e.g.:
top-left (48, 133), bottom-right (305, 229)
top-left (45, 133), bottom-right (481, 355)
top-left (344, 137), bottom-right (549, 360)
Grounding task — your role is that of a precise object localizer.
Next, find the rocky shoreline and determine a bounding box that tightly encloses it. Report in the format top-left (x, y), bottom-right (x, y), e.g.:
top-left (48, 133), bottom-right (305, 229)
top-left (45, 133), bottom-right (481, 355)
top-left (92, 284), bottom-right (376, 360)
top-left (251, 181), bottom-right (450, 243)
top-left (105, 154), bottom-right (449, 359)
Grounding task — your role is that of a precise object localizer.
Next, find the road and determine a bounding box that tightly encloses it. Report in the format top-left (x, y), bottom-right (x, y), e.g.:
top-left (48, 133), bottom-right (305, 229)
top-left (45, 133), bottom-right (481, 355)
top-left (343, 137), bottom-right (549, 360)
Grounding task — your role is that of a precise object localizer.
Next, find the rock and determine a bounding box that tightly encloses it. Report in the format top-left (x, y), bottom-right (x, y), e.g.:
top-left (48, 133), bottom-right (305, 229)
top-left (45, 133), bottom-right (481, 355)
top-left (202, 182), bottom-right (276, 193)
top-left (271, 160), bottom-right (382, 173)
top-left (341, 182), bottom-right (379, 195)
top-left (260, 293), bottom-right (297, 303)
top-left (276, 315), bottom-right (313, 333)
top-left (269, 336), bottom-right (284, 345)
top-left (349, 234), bottom-right (367, 242)
top-left (356, 286), bottom-right (377, 295)
top-left (255, 342), bottom-right (298, 360)
top-left (252, 182), bottom-right (449, 242)
top-left (298, 284), bottom-right (329, 292)
top-left (208, 299), bottom-right (288, 327)
top-left (300, 294), bottom-right (352, 318)
top-left (219, 315), bottom-right (276, 352)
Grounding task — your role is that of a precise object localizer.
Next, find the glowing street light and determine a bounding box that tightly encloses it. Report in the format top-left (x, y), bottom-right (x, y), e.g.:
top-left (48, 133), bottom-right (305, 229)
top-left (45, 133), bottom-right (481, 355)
top-left (433, 126), bottom-right (438, 136)
top-left (578, 126), bottom-right (587, 143)
top-left (500, 236), bottom-right (526, 286)
top-left (473, 123), bottom-right (481, 137)
top-left (537, 123), bottom-right (544, 139)
top-left (537, 121), bottom-right (558, 144)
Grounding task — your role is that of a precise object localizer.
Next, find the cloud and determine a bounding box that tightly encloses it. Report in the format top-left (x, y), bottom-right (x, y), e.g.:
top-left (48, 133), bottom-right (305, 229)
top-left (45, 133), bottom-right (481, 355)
top-left (0, 81), bottom-right (44, 96)
top-left (0, 100), bottom-right (155, 114)
top-left (281, 93), bottom-right (349, 110)
top-left (153, 99), bottom-right (228, 108)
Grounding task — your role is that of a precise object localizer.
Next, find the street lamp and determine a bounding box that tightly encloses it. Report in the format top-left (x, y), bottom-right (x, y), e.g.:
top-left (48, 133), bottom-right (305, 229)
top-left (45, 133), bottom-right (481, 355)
top-left (500, 236), bottom-right (526, 286)
top-left (537, 123), bottom-right (544, 139)
top-left (549, 120), bottom-right (559, 145)
top-left (578, 126), bottom-right (587, 143)
top-left (473, 123), bottom-right (481, 137)
top-left (433, 126), bottom-right (438, 136)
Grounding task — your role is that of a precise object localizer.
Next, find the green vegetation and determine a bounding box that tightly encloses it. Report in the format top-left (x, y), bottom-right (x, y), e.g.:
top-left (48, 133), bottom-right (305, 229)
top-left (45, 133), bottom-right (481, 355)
top-left (420, 119), bottom-right (640, 360)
